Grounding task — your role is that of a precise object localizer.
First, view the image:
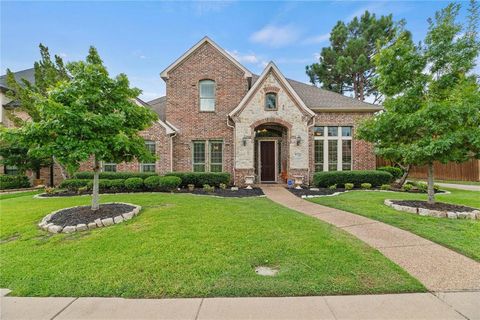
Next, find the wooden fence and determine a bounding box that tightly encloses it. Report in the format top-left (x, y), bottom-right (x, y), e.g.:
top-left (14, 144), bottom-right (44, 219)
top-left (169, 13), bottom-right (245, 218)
top-left (376, 158), bottom-right (480, 182)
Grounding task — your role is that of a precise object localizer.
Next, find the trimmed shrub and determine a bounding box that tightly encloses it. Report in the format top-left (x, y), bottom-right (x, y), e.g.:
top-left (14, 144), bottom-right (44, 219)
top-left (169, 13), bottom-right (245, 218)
top-left (73, 171), bottom-right (158, 180)
top-left (85, 179), bottom-right (125, 192)
top-left (144, 176), bottom-right (181, 191)
top-left (165, 172), bottom-right (230, 187)
top-left (328, 184), bottom-right (337, 190)
top-left (59, 179), bottom-right (91, 191)
top-left (124, 177), bottom-right (144, 191)
top-left (344, 183), bottom-right (354, 190)
top-left (0, 175), bottom-right (31, 190)
top-left (313, 170), bottom-right (392, 188)
top-left (380, 184), bottom-right (391, 190)
top-left (377, 166), bottom-right (403, 180)
top-left (417, 182), bottom-right (428, 192)
top-left (402, 184), bottom-right (413, 191)
top-left (361, 183), bottom-right (372, 189)
top-left (203, 184), bottom-right (215, 193)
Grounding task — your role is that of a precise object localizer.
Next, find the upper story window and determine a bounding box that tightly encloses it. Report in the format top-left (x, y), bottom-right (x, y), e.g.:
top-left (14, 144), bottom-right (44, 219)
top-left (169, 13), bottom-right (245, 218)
top-left (141, 140), bottom-right (156, 172)
top-left (199, 80), bottom-right (215, 112)
top-left (265, 92), bottom-right (277, 110)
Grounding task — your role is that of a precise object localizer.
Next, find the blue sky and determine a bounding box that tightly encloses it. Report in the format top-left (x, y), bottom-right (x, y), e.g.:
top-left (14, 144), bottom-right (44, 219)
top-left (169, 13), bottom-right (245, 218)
top-left (0, 1), bottom-right (470, 101)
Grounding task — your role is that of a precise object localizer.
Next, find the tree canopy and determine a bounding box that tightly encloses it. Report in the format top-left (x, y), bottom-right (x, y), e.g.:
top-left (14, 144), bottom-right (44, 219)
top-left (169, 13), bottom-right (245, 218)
top-left (357, 1), bottom-right (480, 203)
top-left (306, 11), bottom-right (399, 102)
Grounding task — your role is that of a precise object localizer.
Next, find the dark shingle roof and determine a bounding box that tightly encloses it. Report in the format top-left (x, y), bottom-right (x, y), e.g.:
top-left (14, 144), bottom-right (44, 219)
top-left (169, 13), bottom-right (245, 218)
top-left (147, 96), bottom-right (166, 121)
top-left (251, 74), bottom-right (382, 112)
top-left (0, 68), bottom-right (36, 91)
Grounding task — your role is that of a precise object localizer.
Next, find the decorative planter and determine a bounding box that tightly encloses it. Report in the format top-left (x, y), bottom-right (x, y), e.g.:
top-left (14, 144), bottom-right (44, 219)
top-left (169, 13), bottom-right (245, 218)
top-left (187, 184), bottom-right (195, 191)
top-left (293, 175), bottom-right (304, 189)
top-left (245, 176), bottom-right (255, 189)
top-left (384, 199), bottom-right (479, 220)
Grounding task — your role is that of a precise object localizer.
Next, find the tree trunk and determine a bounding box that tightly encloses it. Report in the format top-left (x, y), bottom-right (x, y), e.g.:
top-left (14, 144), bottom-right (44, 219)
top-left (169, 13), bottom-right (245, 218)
top-left (92, 157), bottom-right (100, 211)
top-left (359, 73), bottom-right (365, 101)
top-left (427, 162), bottom-right (435, 204)
top-left (397, 164), bottom-right (410, 187)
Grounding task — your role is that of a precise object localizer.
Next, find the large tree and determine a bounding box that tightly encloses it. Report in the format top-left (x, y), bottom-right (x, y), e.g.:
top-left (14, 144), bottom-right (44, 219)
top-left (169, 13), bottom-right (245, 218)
top-left (306, 11), bottom-right (398, 102)
top-left (358, 1), bottom-right (480, 204)
top-left (11, 47), bottom-right (157, 209)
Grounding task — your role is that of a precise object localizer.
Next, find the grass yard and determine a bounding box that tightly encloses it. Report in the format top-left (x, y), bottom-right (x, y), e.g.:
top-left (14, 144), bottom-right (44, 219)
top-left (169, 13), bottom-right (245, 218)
top-left (0, 192), bottom-right (423, 298)
top-left (309, 189), bottom-right (480, 261)
top-left (411, 179), bottom-right (480, 186)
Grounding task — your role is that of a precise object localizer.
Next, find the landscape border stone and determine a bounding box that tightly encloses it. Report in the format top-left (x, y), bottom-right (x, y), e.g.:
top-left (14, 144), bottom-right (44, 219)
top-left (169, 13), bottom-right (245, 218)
top-left (37, 202), bottom-right (142, 234)
top-left (384, 199), bottom-right (479, 220)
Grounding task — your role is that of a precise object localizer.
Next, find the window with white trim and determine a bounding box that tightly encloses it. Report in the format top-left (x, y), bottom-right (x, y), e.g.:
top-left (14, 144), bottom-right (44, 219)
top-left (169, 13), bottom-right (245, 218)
top-left (102, 162), bottom-right (117, 172)
top-left (314, 126), bottom-right (352, 172)
top-left (199, 80), bottom-right (215, 111)
top-left (141, 140), bottom-right (156, 172)
top-left (192, 140), bottom-right (223, 172)
top-left (4, 165), bottom-right (19, 175)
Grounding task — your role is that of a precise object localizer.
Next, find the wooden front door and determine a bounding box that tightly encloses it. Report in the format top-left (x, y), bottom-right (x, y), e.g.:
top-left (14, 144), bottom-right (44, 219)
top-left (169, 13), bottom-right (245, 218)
top-left (260, 141), bottom-right (276, 182)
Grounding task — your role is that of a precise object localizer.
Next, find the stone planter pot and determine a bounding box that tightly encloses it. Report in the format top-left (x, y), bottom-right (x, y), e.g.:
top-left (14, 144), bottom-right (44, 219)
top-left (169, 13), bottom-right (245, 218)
top-left (293, 175), bottom-right (304, 189)
top-left (245, 176), bottom-right (255, 189)
top-left (33, 178), bottom-right (45, 187)
top-left (187, 184), bottom-right (195, 191)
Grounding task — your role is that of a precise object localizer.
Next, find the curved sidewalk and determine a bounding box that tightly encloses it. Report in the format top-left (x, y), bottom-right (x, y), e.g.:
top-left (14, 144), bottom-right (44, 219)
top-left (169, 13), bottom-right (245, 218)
top-left (261, 186), bottom-right (480, 292)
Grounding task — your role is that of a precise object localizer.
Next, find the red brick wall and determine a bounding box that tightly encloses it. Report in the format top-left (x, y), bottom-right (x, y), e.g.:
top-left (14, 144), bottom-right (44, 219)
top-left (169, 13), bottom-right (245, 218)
top-left (309, 112), bottom-right (376, 180)
top-left (165, 42), bottom-right (249, 176)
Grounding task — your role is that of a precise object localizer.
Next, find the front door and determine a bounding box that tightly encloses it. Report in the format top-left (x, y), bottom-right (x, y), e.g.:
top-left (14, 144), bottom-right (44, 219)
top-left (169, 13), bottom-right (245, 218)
top-left (260, 141), bottom-right (276, 182)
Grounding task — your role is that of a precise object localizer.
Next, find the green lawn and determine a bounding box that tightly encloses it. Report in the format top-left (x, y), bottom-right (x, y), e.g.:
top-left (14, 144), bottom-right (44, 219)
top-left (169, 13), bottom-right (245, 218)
top-left (412, 179), bottom-right (480, 186)
top-left (309, 189), bottom-right (480, 261)
top-left (0, 192), bottom-right (423, 298)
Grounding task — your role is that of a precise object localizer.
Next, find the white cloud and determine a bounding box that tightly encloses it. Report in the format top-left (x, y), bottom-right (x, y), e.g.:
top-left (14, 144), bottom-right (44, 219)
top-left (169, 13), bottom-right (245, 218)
top-left (276, 57), bottom-right (311, 64)
top-left (140, 91), bottom-right (165, 101)
top-left (250, 24), bottom-right (301, 47)
top-left (58, 52), bottom-right (68, 58)
top-left (227, 50), bottom-right (259, 64)
top-left (303, 33), bottom-right (330, 45)
top-left (193, 0), bottom-right (234, 16)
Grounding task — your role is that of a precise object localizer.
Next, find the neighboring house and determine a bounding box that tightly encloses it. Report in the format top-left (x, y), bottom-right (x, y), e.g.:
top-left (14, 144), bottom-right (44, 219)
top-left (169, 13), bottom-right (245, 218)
top-left (2, 37), bottom-right (384, 186)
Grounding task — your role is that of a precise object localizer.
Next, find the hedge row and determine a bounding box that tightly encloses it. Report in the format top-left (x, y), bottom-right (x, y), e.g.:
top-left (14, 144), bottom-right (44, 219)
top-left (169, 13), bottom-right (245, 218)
top-left (313, 170), bottom-right (393, 188)
top-left (165, 172), bottom-right (230, 187)
top-left (377, 166), bottom-right (404, 180)
top-left (59, 176), bottom-right (181, 192)
top-left (0, 175), bottom-right (31, 190)
top-left (73, 172), bottom-right (158, 180)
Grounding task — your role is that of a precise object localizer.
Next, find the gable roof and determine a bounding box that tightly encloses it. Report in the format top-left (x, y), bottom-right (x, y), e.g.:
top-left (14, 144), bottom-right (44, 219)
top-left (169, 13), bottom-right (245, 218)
top-left (251, 75), bottom-right (382, 112)
top-left (160, 36), bottom-right (252, 80)
top-left (0, 68), bottom-right (35, 91)
top-left (229, 62), bottom-right (315, 118)
top-left (147, 96), bottom-right (166, 121)
top-left (135, 97), bottom-right (176, 135)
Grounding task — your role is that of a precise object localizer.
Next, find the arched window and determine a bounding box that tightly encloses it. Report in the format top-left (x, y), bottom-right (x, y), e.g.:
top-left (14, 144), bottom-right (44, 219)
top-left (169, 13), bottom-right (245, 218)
top-left (199, 80), bottom-right (215, 111)
top-left (265, 92), bottom-right (277, 110)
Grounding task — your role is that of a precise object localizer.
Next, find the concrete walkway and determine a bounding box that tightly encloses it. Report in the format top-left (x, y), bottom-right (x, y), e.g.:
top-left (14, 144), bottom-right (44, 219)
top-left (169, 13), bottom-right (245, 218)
top-left (433, 182), bottom-right (480, 192)
top-left (1, 291), bottom-right (479, 320)
top-left (261, 186), bottom-right (480, 292)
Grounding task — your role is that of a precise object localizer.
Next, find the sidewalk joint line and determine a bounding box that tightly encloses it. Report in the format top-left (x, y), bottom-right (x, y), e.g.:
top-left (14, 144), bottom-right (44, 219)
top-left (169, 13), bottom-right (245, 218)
top-left (194, 298), bottom-right (204, 320)
top-left (323, 297), bottom-right (338, 320)
top-left (339, 221), bottom-right (379, 228)
top-left (430, 292), bottom-right (470, 320)
top-left (50, 297), bottom-right (78, 320)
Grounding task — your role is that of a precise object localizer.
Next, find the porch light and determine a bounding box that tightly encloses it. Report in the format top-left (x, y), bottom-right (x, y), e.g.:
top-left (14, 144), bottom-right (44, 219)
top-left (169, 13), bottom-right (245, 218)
top-left (242, 136), bottom-right (250, 146)
top-left (296, 135), bottom-right (302, 146)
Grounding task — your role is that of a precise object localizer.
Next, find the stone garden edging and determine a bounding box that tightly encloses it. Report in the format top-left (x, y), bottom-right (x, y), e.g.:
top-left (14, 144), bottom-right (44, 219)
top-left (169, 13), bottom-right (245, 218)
top-left (384, 199), bottom-right (479, 220)
top-left (38, 202), bottom-right (142, 234)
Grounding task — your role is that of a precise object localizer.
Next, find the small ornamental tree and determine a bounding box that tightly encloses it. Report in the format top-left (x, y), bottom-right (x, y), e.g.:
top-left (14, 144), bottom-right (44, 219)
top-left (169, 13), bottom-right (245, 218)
top-left (358, 1), bottom-right (480, 204)
top-left (19, 47), bottom-right (157, 209)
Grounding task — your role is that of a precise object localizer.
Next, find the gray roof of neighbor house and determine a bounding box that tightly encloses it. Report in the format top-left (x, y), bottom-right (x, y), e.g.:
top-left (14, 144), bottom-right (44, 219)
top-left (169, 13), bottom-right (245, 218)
top-left (147, 96), bottom-right (166, 121)
top-left (0, 68), bottom-right (36, 91)
top-left (251, 74), bottom-right (382, 112)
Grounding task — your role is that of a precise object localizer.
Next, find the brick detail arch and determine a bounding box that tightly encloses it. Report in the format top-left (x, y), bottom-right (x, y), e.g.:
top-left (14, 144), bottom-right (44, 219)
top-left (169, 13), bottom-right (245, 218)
top-left (250, 117), bottom-right (293, 130)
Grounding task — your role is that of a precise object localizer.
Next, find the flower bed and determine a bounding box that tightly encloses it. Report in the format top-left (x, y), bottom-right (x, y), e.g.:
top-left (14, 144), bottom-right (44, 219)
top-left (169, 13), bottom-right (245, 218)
top-left (38, 202), bottom-right (141, 234)
top-left (384, 199), bottom-right (479, 219)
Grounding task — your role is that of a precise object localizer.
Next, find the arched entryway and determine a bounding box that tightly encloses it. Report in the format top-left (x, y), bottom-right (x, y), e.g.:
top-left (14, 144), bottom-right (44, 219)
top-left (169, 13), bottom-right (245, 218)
top-left (253, 123), bottom-right (289, 183)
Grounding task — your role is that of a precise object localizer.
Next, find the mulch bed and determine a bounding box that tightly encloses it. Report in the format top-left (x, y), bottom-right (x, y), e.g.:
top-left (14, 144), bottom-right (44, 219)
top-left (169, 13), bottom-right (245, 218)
top-left (39, 188), bottom-right (264, 198)
top-left (287, 188), bottom-right (343, 197)
top-left (390, 200), bottom-right (477, 213)
top-left (49, 203), bottom-right (135, 227)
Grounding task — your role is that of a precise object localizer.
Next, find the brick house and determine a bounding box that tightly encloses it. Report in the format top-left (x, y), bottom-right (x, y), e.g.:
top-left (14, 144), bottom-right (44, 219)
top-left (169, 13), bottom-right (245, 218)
top-left (1, 37), bottom-right (382, 186)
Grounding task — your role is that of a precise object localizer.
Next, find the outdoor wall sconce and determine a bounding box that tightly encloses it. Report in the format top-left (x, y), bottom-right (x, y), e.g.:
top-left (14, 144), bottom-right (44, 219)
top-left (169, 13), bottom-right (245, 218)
top-left (242, 136), bottom-right (250, 146)
top-left (296, 135), bottom-right (302, 146)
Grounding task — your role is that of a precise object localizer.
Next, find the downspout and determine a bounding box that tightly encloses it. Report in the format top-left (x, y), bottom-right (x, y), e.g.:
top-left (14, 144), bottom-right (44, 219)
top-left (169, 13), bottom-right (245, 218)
top-left (226, 115), bottom-right (236, 186)
top-left (169, 131), bottom-right (177, 172)
top-left (306, 113), bottom-right (316, 185)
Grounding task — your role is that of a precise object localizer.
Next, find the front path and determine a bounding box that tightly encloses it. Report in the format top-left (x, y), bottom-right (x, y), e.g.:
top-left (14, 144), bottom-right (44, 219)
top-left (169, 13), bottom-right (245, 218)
top-left (2, 291), bottom-right (478, 319)
top-left (261, 186), bottom-right (480, 292)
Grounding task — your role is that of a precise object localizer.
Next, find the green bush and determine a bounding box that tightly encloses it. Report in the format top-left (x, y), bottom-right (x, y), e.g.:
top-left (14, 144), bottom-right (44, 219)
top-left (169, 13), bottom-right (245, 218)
top-left (328, 184), bottom-right (337, 190)
top-left (417, 182), bottom-right (428, 192)
top-left (377, 166), bottom-right (403, 180)
top-left (402, 184), bottom-right (413, 192)
top-left (86, 179), bottom-right (125, 192)
top-left (361, 183), bottom-right (372, 189)
top-left (59, 179), bottom-right (91, 191)
top-left (144, 176), bottom-right (181, 191)
top-left (313, 170), bottom-right (392, 188)
top-left (165, 172), bottom-right (230, 187)
top-left (203, 184), bottom-right (215, 193)
top-left (380, 184), bottom-right (391, 190)
top-left (73, 171), bottom-right (158, 180)
top-left (0, 175), bottom-right (31, 190)
top-left (344, 183), bottom-right (354, 190)
top-left (124, 177), bottom-right (144, 191)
